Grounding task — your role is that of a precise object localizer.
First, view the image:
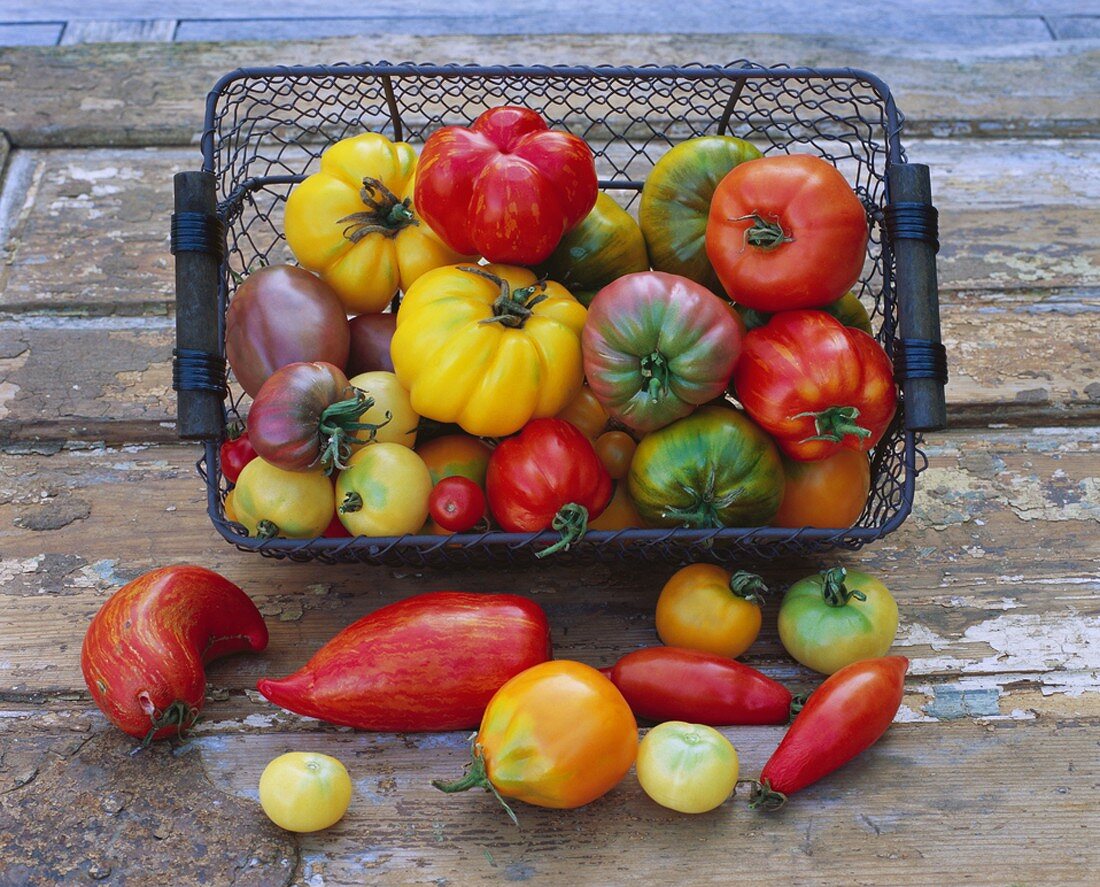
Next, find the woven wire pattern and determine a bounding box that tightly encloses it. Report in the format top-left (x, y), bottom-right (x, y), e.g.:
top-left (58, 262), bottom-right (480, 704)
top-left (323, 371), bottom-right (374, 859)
top-left (198, 61), bottom-right (920, 566)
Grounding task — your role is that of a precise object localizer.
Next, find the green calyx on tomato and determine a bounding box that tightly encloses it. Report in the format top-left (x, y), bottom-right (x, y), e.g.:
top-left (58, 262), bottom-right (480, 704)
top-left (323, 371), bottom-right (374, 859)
top-left (733, 213), bottom-right (795, 251)
top-left (461, 265), bottom-right (550, 329)
top-left (316, 388), bottom-right (393, 471)
top-left (730, 571), bottom-right (768, 605)
top-left (820, 566), bottom-right (866, 607)
top-left (793, 404), bottom-right (872, 446)
top-left (433, 739), bottom-right (519, 825)
top-left (336, 177), bottom-right (419, 243)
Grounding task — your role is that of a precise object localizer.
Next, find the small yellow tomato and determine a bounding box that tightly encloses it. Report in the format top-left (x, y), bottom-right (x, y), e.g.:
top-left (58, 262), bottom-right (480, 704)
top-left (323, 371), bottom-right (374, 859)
top-left (655, 563), bottom-right (766, 659)
top-left (336, 442), bottom-right (432, 536)
top-left (233, 458), bottom-right (334, 539)
top-left (636, 721), bottom-right (739, 814)
top-left (259, 752), bottom-right (352, 833)
top-left (347, 371), bottom-right (420, 448)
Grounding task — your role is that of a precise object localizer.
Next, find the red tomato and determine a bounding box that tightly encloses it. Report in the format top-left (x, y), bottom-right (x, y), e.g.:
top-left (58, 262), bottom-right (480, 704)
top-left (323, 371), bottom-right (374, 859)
top-left (751, 656), bottom-right (908, 810)
top-left (322, 513), bottom-right (352, 538)
top-left (429, 476), bottom-right (487, 532)
top-left (415, 106), bottom-right (598, 264)
top-left (734, 311), bottom-right (897, 461)
top-left (487, 418), bottom-right (612, 556)
top-left (706, 154), bottom-right (868, 311)
top-left (772, 449), bottom-right (871, 528)
top-left (219, 427), bottom-right (258, 484)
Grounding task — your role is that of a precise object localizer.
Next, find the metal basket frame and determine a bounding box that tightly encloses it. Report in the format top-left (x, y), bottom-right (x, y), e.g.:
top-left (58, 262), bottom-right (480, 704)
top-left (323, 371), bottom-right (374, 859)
top-left (172, 60), bottom-right (946, 566)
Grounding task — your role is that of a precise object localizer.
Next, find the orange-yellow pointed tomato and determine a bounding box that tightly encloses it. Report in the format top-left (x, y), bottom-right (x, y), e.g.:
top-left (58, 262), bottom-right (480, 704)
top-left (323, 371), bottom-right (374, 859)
top-left (284, 132), bottom-right (473, 315)
top-left (392, 264), bottom-right (587, 437)
top-left (656, 564), bottom-right (767, 659)
top-left (433, 660), bottom-right (637, 817)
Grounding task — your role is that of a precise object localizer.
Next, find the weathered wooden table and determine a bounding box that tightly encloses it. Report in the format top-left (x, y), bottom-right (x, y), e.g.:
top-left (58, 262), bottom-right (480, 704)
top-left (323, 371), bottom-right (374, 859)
top-left (0, 33), bottom-right (1097, 887)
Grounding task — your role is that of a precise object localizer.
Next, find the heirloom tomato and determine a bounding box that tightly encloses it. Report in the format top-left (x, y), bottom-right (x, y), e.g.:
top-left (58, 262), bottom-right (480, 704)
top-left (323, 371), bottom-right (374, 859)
top-left (486, 418), bottom-right (611, 556)
top-left (656, 564), bottom-right (767, 659)
top-left (772, 449), bottom-right (871, 528)
top-left (391, 264), bottom-right (586, 437)
top-left (734, 310), bottom-right (897, 461)
top-left (225, 264), bottom-right (350, 397)
top-left (588, 482), bottom-right (644, 531)
top-left (636, 722), bottom-right (739, 814)
top-left (233, 458), bottom-right (335, 539)
top-left (223, 488), bottom-right (238, 523)
top-left (706, 153), bottom-right (869, 311)
top-left (639, 135), bottom-right (762, 296)
top-left (415, 106), bottom-right (598, 264)
top-left (751, 656), bottom-right (908, 810)
top-left (555, 385), bottom-right (610, 440)
top-left (346, 370), bottom-right (419, 448)
top-left (285, 132), bottom-right (472, 314)
top-left (336, 442), bottom-right (433, 537)
top-left (534, 192), bottom-right (649, 306)
top-left (219, 425), bottom-right (257, 484)
top-left (259, 752), bottom-right (352, 833)
top-left (346, 312), bottom-right (397, 375)
top-left (594, 430), bottom-right (637, 480)
top-left (736, 291), bottom-right (873, 335)
top-left (416, 434), bottom-right (492, 487)
top-left (628, 406), bottom-right (783, 528)
top-left (778, 567), bottom-right (899, 674)
top-left (582, 271), bottom-right (742, 433)
top-left (429, 476), bottom-right (487, 532)
top-left (433, 660), bottom-right (637, 819)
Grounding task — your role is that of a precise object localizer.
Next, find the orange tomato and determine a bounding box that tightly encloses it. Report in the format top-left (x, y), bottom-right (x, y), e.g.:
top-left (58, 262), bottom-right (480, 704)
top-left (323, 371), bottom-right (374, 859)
top-left (656, 564), bottom-right (767, 659)
top-left (589, 482), bottom-right (644, 531)
top-left (433, 660), bottom-right (637, 817)
top-left (555, 385), bottom-right (609, 440)
top-left (772, 449), bottom-right (870, 529)
top-left (594, 430), bottom-right (637, 480)
top-left (416, 434), bottom-right (492, 487)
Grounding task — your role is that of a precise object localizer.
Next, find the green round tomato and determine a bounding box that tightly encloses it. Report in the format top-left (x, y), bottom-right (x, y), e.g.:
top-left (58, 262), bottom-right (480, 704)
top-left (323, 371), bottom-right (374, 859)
top-left (778, 567), bottom-right (899, 674)
top-left (628, 406), bottom-right (784, 527)
top-left (639, 136), bottom-right (762, 297)
top-left (636, 721), bottom-right (739, 814)
top-left (534, 192), bottom-right (649, 307)
top-left (736, 291), bottom-right (873, 335)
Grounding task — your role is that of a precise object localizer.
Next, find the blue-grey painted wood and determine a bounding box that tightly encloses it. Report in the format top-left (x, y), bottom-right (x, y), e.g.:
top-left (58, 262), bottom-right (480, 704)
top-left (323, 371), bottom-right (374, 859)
top-left (0, 22), bottom-right (62, 45)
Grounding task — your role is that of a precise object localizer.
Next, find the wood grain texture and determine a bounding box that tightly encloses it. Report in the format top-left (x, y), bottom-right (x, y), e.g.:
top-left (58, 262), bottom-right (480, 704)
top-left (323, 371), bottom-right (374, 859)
top-left (1, 34), bottom-right (1099, 147)
top-left (58, 19), bottom-right (176, 45)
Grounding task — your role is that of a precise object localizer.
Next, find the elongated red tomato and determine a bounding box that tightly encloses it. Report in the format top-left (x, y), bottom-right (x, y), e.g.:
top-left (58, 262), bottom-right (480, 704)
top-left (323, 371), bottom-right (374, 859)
top-left (609, 646), bottom-right (792, 726)
top-left (734, 311), bottom-right (897, 461)
top-left (751, 656), bottom-right (909, 809)
top-left (256, 592), bottom-right (551, 732)
top-left (81, 566), bottom-right (268, 744)
top-left (415, 106), bottom-right (598, 264)
top-left (486, 418), bottom-right (612, 556)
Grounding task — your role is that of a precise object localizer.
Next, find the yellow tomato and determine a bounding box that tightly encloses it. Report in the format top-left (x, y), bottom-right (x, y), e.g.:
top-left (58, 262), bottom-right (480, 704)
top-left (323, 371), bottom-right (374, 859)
top-left (284, 133), bottom-right (473, 314)
top-left (336, 442), bottom-right (432, 536)
top-left (655, 563), bottom-right (766, 659)
top-left (223, 488), bottom-right (238, 523)
top-left (347, 371), bottom-right (419, 448)
top-left (233, 458), bottom-right (334, 539)
top-left (636, 722), bottom-right (739, 814)
top-left (589, 482), bottom-right (645, 531)
top-left (392, 264), bottom-right (587, 437)
top-left (258, 752), bottom-right (352, 833)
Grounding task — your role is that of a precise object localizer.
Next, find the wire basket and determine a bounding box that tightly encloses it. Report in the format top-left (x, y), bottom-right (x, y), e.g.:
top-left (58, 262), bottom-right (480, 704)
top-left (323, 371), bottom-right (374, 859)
top-left (172, 61), bottom-right (946, 566)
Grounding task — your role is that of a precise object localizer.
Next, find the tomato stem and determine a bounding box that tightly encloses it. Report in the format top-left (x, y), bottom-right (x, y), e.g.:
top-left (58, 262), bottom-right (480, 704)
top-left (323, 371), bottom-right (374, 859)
top-left (789, 693), bottom-right (810, 720)
top-left (732, 213), bottom-right (795, 251)
top-left (431, 742), bottom-right (520, 826)
top-left (660, 466), bottom-right (737, 528)
top-left (747, 779), bottom-right (788, 812)
top-left (137, 699), bottom-right (199, 750)
top-left (255, 520), bottom-right (280, 539)
top-left (730, 571), bottom-right (768, 605)
top-left (640, 351), bottom-right (670, 404)
top-left (337, 177), bottom-right (419, 243)
top-left (463, 266), bottom-right (550, 329)
top-left (317, 388), bottom-right (392, 473)
top-left (792, 405), bottom-right (872, 445)
top-left (339, 492), bottom-right (363, 514)
top-left (535, 502), bottom-right (590, 558)
top-left (820, 566), bottom-right (867, 608)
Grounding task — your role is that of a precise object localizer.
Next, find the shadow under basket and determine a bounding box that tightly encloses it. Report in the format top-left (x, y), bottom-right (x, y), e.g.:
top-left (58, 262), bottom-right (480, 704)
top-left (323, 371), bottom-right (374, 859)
top-left (171, 60), bottom-right (947, 567)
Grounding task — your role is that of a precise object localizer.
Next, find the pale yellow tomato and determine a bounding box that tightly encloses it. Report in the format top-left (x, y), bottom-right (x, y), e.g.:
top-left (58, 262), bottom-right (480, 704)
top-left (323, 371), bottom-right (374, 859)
top-left (347, 370), bottom-right (420, 448)
top-left (258, 752), bottom-right (352, 833)
top-left (335, 442), bottom-right (432, 536)
top-left (636, 722), bottom-right (739, 814)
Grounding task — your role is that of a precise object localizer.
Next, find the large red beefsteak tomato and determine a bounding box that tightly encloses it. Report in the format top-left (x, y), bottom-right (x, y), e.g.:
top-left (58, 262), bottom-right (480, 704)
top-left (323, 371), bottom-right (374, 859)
top-left (414, 106), bottom-right (598, 264)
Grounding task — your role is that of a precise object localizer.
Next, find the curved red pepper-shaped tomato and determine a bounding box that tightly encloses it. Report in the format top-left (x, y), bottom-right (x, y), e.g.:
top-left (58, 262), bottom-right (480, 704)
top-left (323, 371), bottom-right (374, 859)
top-left (609, 646), bottom-right (792, 726)
top-left (751, 656), bottom-right (908, 810)
top-left (257, 592), bottom-right (551, 732)
top-left (734, 310), bottom-right (898, 461)
top-left (705, 153), bottom-right (869, 311)
top-left (486, 418), bottom-right (612, 557)
top-left (81, 566), bottom-right (268, 744)
top-left (414, 106), bottom-right (598, 265)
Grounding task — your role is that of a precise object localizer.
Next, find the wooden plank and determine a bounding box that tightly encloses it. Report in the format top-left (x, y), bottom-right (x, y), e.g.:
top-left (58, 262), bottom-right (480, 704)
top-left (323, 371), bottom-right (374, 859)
top-left (1049, 16), bottom-right (1100, 38)
top-left (1, 35), bottom-right (1099, 148)
top-left (0, 23), bottom-right (62, 47)
top-left (58, 19), bottom-right (176, 45)
top-left (0, 429), bottom-right (1095, 711)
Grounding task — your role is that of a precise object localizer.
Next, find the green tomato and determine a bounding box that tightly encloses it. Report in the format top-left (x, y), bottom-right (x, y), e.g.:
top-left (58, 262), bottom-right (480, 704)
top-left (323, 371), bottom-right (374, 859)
top-left (636, 721), bottom-right (739, 814)
top-left (534, 192), bottom-right (649, 307)
top-left (628, 406), bottom-right (784, 528)
top-left (639, 136), bottom-right (762, 296)
top-left (778, 567), bottom-right (899, 674)
top-left (259, 752), bottom-right (352, 833)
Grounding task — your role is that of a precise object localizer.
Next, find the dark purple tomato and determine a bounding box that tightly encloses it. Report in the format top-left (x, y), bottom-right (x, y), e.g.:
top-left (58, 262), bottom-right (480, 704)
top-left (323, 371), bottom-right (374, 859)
top-left (226, 265), bottom-right (351, 397)
top-left (346, 312), bottom-right (397, 376)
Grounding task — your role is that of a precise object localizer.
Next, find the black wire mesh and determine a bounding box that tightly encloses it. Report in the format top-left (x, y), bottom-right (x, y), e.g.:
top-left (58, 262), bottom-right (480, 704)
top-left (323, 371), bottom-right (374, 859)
top-left (194, 61), bottom-right (924, 566)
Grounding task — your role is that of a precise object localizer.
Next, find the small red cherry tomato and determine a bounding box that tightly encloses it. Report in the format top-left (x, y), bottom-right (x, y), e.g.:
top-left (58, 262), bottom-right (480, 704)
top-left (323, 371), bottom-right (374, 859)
top-left (429, 476), bottom-right (487, 532)
top-left (220, 427), bottom-right (258, 484)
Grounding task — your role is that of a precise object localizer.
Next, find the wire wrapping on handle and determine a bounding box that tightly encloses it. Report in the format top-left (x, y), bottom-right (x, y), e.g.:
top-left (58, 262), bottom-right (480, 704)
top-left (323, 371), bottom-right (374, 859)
top-left (173, 348), bottom-right (227, 395)
top-left (883, 201), bottom-right (939, 253)
top-left (170, 211), bottom-right (226, 261)
top-left (893, 338), bottom-right (948, 384)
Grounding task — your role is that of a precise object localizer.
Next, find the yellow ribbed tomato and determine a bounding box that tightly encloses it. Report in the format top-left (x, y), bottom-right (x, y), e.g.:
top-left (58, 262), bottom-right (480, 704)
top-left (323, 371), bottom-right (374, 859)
top-left (391, 264), bottom-right (587, 437)
top-left (284, 132), bottom-right (473, 315)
